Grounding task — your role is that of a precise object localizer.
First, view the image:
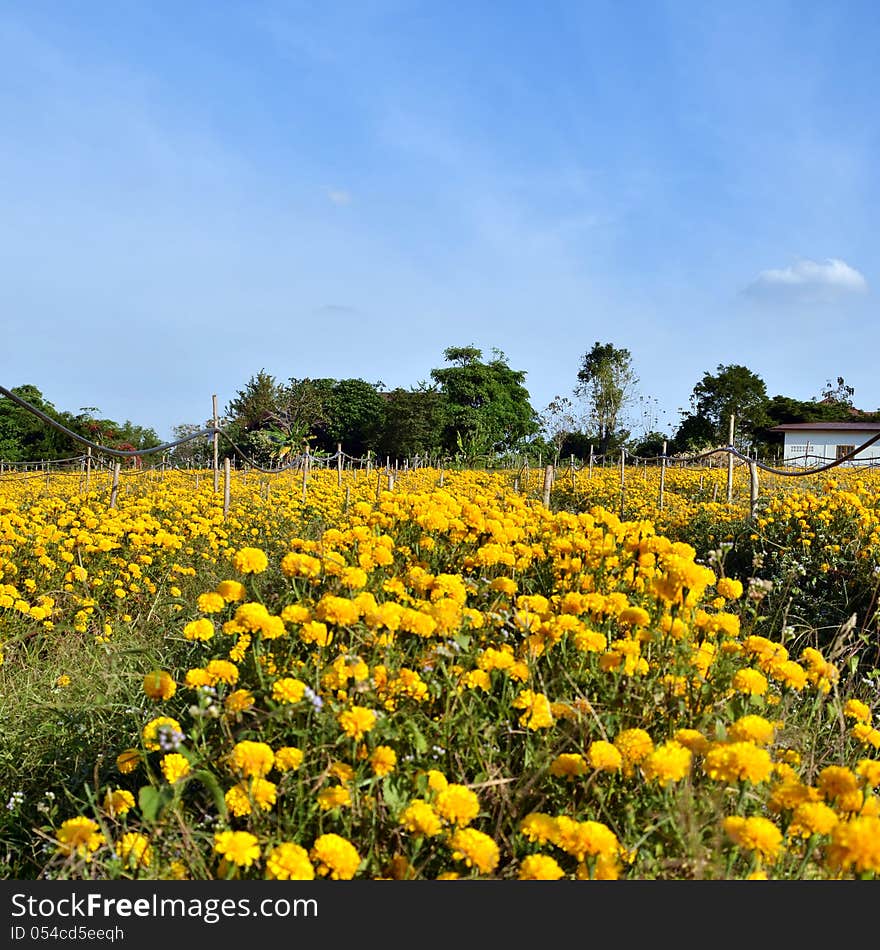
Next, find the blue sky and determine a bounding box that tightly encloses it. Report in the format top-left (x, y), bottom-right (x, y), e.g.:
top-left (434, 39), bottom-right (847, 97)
top-left (2, 0), bottom-right (877, 441)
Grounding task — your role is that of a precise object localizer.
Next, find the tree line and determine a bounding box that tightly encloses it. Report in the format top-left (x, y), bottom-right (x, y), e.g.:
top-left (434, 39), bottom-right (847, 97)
top-left (2, 345), bottom-right (877, 465)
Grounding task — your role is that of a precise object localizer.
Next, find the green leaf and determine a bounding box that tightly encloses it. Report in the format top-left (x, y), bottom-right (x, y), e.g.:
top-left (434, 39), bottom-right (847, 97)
top-left (189, 769), bottom-right (228, 821)
top-left (138, 785), bottom-right (174, 824)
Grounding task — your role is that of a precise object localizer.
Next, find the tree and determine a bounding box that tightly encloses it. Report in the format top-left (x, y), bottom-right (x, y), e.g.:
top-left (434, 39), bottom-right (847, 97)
top-left (429, 346), bottom-right (538, 458)
top-left (676, 363), bottom-right (770, 449)
top-left (540, 395), bottom-right (579, 465)
top-left (817, 376), bottom-right (855, 408)
top-left (314, 378), bottom-right (387, 456)
top-left (574, 342), bottom-right (638, 456)
top-left (378, 383), bottom-right (447, 459)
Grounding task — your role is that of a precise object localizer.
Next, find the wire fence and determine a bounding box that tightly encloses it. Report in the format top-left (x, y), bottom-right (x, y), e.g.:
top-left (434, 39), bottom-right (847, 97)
top-left (4, 386), bottom-right (880, 520)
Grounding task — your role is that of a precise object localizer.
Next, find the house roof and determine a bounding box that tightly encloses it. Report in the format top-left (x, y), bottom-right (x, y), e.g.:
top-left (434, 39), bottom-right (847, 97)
top-left (768, 422), bottom-right (880, 432)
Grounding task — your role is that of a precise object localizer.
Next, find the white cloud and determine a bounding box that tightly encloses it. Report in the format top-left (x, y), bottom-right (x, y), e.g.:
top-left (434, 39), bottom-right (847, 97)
top-left (745, 257), bottom-right (867, 302)
top-left (326, 189), bottom-right (352, 206)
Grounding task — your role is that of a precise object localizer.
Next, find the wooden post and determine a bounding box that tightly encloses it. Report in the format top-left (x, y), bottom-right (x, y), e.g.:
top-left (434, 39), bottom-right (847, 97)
top-left (110, 462), bottom-right (121, 509)
top-left (375, 470), bottom-right (382, 501)
top-left (588, 445), bottom-right (594, 478)
top-left (366, 450), bottom-right (372, 475)
top-left (749, 459), bottom-right (759, 520)
top-left (85, 445), bottom-right (92, 494)
top-left (659, 441), bottom-right (667, 510)
top-left (223, 457), bottom-right (231, 517)
top-left (337, 443), bottom-right (343, 487)
top-left (388, 472), bottom-right (395, 491)
top-left (344, 483), bottom-right (350, 512)
top-left (212, 394), bottom-right (219, 492)
top-left (301, 462), bottom-right (308, 502)
top-left (439, 468), bottom-right (444, 487)
top-left (727, 414), bottom-right (735, 504)
top-left (619, 448), bottom-right (626, 517)
top-left (542, 464), bottom-right (553, 507)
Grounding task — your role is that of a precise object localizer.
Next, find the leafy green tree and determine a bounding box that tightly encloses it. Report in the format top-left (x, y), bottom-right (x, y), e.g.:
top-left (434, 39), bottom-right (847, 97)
top-left (378, 384), bottom-right (447, 459)
top-left (574, 342), bottom-right (638, 456)
top-left (540, 395), bottom-right (579, 465)
top-left (817, 376), bottom-right (855, 408)
top-left (676, 363), bottom-right (770, 449)
top-left (429, 346), bottom-right (538, 458)
top-left (0, 385), bottom-right (72, 461)
top-left (313, 378), bottom-right (387, 456)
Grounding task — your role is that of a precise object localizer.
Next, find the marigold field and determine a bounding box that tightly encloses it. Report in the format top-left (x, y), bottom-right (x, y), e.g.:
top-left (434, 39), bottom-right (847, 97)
top-left (2, 463), bottom-right (879, 880)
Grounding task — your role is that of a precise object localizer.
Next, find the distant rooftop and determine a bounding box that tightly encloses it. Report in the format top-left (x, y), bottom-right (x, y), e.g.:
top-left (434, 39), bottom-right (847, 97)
top-left (768, 422), bottom-right (880, 432)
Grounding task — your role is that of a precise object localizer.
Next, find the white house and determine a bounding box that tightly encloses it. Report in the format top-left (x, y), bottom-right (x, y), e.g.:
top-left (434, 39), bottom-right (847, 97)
top-left (768, 422), bottom-right (880, 467)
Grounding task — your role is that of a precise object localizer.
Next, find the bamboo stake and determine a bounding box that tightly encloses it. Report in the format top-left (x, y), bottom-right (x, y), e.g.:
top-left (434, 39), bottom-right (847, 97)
top-left (213, 394), bottom-right (219, 493)
top-left (110, 462), bottom-right (121, 509)
top-left (659, 441), bottom-right (667, 510)
top-left (224, 457), bottom-right (231, 517)
top-left (542, 465), bottom-right (553, 507)
top-left (727, 414), bottom-right (735, 504)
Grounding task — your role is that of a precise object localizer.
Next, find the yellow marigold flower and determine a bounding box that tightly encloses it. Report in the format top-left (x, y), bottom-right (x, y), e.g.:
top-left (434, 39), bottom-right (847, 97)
top-left (183, 618), bottom-right (214, 642)
top-left (769, 660), bottom-right (807, 690)
top-left (788, 801), bottom-right (839, 837)
top-left (315, 594), bottom-right (361, 626)
top-left (704, 742), bottom-right (773, 785)
top-left (716, 577), bottom-right (743, 600)
top-left (518, 853), bottom-right (565, 880)
top-left (274, 746), bottom-right (304, 773)
top-left (330, 760), bottom-right (355, 782)
top-left (216, 580), bottom-right (247, 602)
top-left (461, 668), bottom-right (492, 691)
top-left (614, 728), bottom-right (654, 773)
top-left (426, 769), bottom-right (448, 792)
top-left (400, 799), bottom-right (443, 837)
top-left (225, 784), bottom-right (253, 817)
top-left (142, 716), bottom-right (183, 752)
top-left (370, 745), bottom-right (397, 777)
top-left (265, 842), bottom-right (315, 880)
top-left (160, 753), bottom-right (191, 784)
top-left (673, 729), bottom-right (711, 755)
top-left (553, 816), bottom-right (620, 861)
top-left (197, 591), bottom-right (226, 613)
top-left (723, 815), bottom-right (783, 860)
top-left (116, 831), bottom-right (152, 869)
top-left (435, 784), bottom-right (480, 827)
top-left (311, 833), bottom-right (361, 879)
top-left (281, 552), bottom-right (323, 579)
top-left (143, 669), bottom-right (176, 701)
top-left (826, 815), bottom-right (880, 875)
top-left (449, 827), bottom-right (500, 875)
top-left (205, 659), bottom-right (239, 686)
top-left (229, 740), bottom-right (275, 778)
top-left (300, 620), bottom-right (333, 646)
top-left (852, 723), bottom-right (880, 750)
top-left (281, 604), bottom-right (311, 624)
top-left (56, 817), bottom-right (105, 858)
top-left (732, 668), bottom-right (768, 696)
top-left (224, 689), bottom-right (255, 713)
top-left (587, 740), bottom-right (623, 773)
top-left (519, 812), bottom-right (557, 844)
top-left (232, 547), bottom-right (268, 575)
top-left (728, 715), bottom-right (775, 746)
top-left (55, 674), bottom-right (71, 688)
top-left (271, 677), bottom-right (306, 704)
top-left (618, 605), bottom-right (650, 628)
top-left (214, 830), bottom-right (260, 868)
top-left (318, 785), bottom-right (352, 810)
top-left (818, 766), bottom-right (862, 812)
top-left (103, 789), bottom-right (135, 818)
top-left (642, 740), bottom-right (692, 787)
top-left (856, 759), bottom-right (880, 788)
top-left (116, 748), bottom-right (141, 775)
top-left (338, 705), bottom-right (377, 740)
top-left (185, 668), bottom-right (213, 688)
top-left (490, 577), bottom-right (518, 596)
top-left (549, 753), bottom-right (588, 779)
top-left (512, 689), bottom-right (554, 730)
top-left (844, 699), bottom-right (873, 725)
